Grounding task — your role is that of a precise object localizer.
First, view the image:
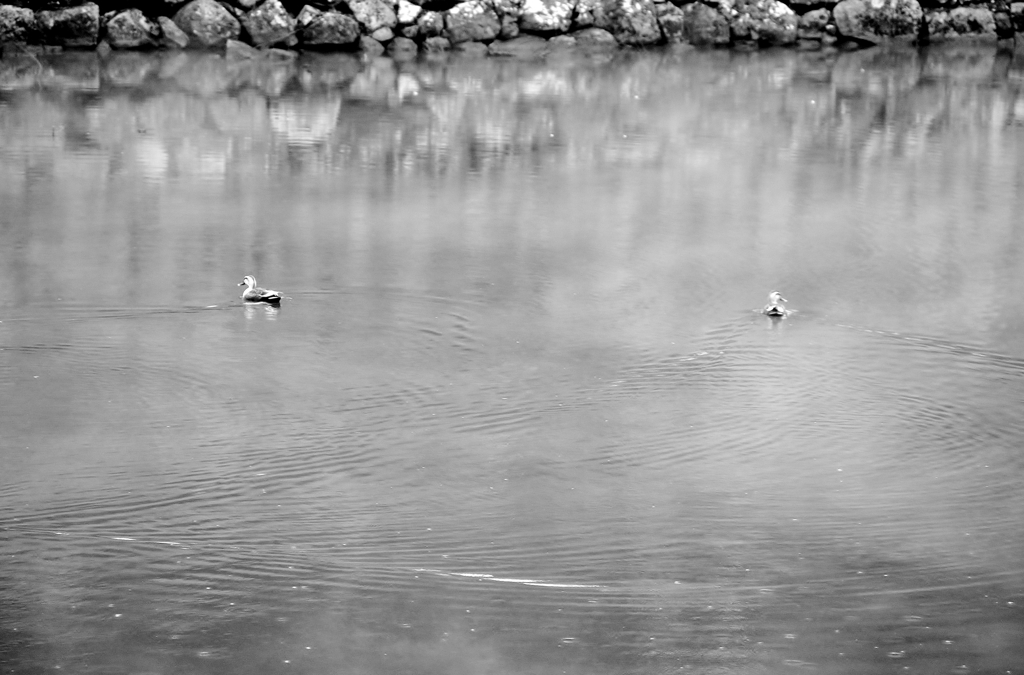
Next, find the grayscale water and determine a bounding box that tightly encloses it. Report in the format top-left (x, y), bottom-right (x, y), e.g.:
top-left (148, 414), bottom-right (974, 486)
top-left (2, 46), bottom-right (1023, 674)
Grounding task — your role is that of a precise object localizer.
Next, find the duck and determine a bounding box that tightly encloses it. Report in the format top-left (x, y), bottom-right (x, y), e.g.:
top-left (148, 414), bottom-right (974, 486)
top-left (239, 275), bottom-right (282, 304)
top-left (762, 291), bottom-right (788, 317)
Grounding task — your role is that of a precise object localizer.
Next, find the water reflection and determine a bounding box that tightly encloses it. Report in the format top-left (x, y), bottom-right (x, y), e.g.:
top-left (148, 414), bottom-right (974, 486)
top-left (2, 45), bottom-right (1024, 675)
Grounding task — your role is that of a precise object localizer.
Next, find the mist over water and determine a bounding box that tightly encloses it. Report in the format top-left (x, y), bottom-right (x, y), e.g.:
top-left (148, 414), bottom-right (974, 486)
top-left (1, 46), bottom-right (1023, 674)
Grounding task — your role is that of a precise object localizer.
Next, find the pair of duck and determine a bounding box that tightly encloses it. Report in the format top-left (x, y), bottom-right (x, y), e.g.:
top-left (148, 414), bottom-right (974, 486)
top-left (241, 276), bottom-right (791, 316)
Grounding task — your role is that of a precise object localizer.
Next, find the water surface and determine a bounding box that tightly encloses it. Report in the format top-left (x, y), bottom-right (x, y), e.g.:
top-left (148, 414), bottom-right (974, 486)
top-left (1, 46), bottom-right (1023, 674)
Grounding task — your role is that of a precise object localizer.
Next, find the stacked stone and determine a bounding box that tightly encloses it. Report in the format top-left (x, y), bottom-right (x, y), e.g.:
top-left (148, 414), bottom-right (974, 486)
top-left (0, 0), bottom-right (1015, 54)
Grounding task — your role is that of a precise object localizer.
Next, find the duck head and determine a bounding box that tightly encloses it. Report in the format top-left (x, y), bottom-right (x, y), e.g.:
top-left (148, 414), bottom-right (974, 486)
top-left (239, 275), bottom-right (257, 289)
top-left (767, 291), bottom-right (786, 305)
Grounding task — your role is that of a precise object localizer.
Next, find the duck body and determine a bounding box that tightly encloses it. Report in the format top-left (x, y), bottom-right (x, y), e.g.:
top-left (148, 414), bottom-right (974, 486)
top-left (762, 291), bottom-right (788, 317)
top-left (239, 275), bottom-right (282, 304)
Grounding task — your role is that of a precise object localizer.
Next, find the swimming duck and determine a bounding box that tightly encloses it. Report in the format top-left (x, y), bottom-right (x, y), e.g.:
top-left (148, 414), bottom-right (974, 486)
top-left (239, 275), bottom-right (282, 304)
top-left (762, 291), bottom-right (788, 317)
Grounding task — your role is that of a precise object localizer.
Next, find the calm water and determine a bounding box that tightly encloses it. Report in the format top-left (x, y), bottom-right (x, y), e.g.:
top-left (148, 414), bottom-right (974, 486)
top-left (2, 45), bottom-right (1024, 674)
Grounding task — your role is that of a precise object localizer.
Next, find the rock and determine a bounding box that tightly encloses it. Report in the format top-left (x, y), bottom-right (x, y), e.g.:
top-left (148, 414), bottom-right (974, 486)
top-left (499, 14), bottom-right (519, 37)
top-left (388, 34), bottom-right (418, 53)
top-left (993, 10), bottom-right (1012, 38)
top-left (359, 34), bottom-right (386, 53)
top-left (421, 34), bottom-right (451, 50)
top-left (720, 0), bottom-right (797, 45)
top-left (371, 25), bottom-right (393, 40)
top-left (520, 0), bottom-right (574, 33)
top-left (158, 15), bottom-right (190, 47)
top-left (296, 6), bottom-right (361, 46)
top-left (682, 2), bottom-right (729, 45)
top-left (785, 0), bottom-right (824, 10)
top-left (573, 0), bottom-right (606, 28)
top-left (105, 9), bottom-right (160, 49)
top-left (572, 25), bottom-right (618, 45)
top-left (172, 0), bottom-right (241, 48)
top-left (401, 24), bottom-right (418, 36)
top-left (0, 5), bottom-right (36, 43)
top-left (606, 0), bottom-right (662, 44)
top-left (349, 0), bottom-right (398, 32)
top-left (267, 45), bottom-right (296, 58)
top-left (1011, 1), bottom-right (1024, 31)
top-left (242, 0), bottom-right (296, 47)
top-left (37, 3), bottom-right (99, 47)
top-left (225, 36), bottom-right (258, 57)
top-left (453, 39), bottom-right (489, 53)
top-left (488, 33), bottom-right (549, 54)
top-left (797, 7), bottom-right (830, 38)
top-left (417, 9), bottom-right (445, 35)
top-left (925, 6), bottom-right (996, 40)
top-left (833, 0), bottom-right (922, 43)
top-left (444, 0), bottom-right (501, 42)
top-left (656, 2), bottom-right (686, 42)
top-left (0, 5), bottom-right (37, 44)
top-left (493, 0), bottom-right (524, 36)
top-left (548, 32), bottom-right (576, 46)
top-left (397, 0), bottom-right (422, 24)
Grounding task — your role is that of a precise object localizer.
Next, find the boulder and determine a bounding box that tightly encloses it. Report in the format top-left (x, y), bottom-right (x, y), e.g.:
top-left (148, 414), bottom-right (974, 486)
top-left (158, 15), bottom-right (190, 47)
top-left (388, 34), bottom-right (418, 53)
top-left (492, 0), bottom-right (523, 35)
top-left (172, 0), bottom-right (241, 48)
top-left (1011, 1), bottom-right (1024, 32)
top-left (421, 34), bottom-right (451, 50)
top-left (296, 6), bottom-right (360, 46)
top-left (488, 33), bottom-right (549, 54)
top-left (397, 0), bottom-right (422, 23)
top-left (833, 0), bottom-right (922, 43)
top-left (500, 14), bottom-right (519, 36)
top-left (719, 0), bottom-right (797, 45)
top-left (242, 0), bottom-right (296, 47)
top-left (0, 5), bottom-right (37, 43)
top-left (548, 32), bottom-right (575, 46)
top-left (37, 3), bottom-right (99, 47)
top-left (370, 25), bottom-right (394, 40)
top-left (993, 10), bottom-right (1012, 38)
top-left (606, 0), bottom-right (662, 44)
top-left (417, 9), bottom-right (444, 35)
top-left (493, 0), bottom-right (524, 20)
top-left (573, 0), bottom-right (606, 28)
top-left (656, 2), bottom-right (686, 42)
top-left (797, 7), bottom-right (830, 38)
top-left (359, 34), bottom-right (385, 52)
top-left (453, 38), bottom-right (489, 52)
top-left (444, 0), bottom-right (501, 42)
top-left (225, 36), bottom-right (258, 57)
top-left (572, 25), bottom-right (618, 45)
top-left (925, 6), bottom-right (995, 40)
top-left (785, 0), bottom-right (824, 11)
top-left (520, 0), bottom-right (574, 33)
top-left (349, 0), bottom-right (397, 32)
top-left (682, 2), bottom-right (730, 44)
top-left (105, 8), bottom-right (159, 48)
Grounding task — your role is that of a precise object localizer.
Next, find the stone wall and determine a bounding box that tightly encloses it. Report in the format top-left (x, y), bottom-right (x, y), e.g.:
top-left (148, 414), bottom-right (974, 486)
top-left (0, 0), bottom-right (1018, 55)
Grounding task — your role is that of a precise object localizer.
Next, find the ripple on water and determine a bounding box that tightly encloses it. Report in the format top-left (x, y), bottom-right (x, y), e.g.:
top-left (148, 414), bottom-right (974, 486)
top-left (3, 295), bottom-right (1023, 674)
